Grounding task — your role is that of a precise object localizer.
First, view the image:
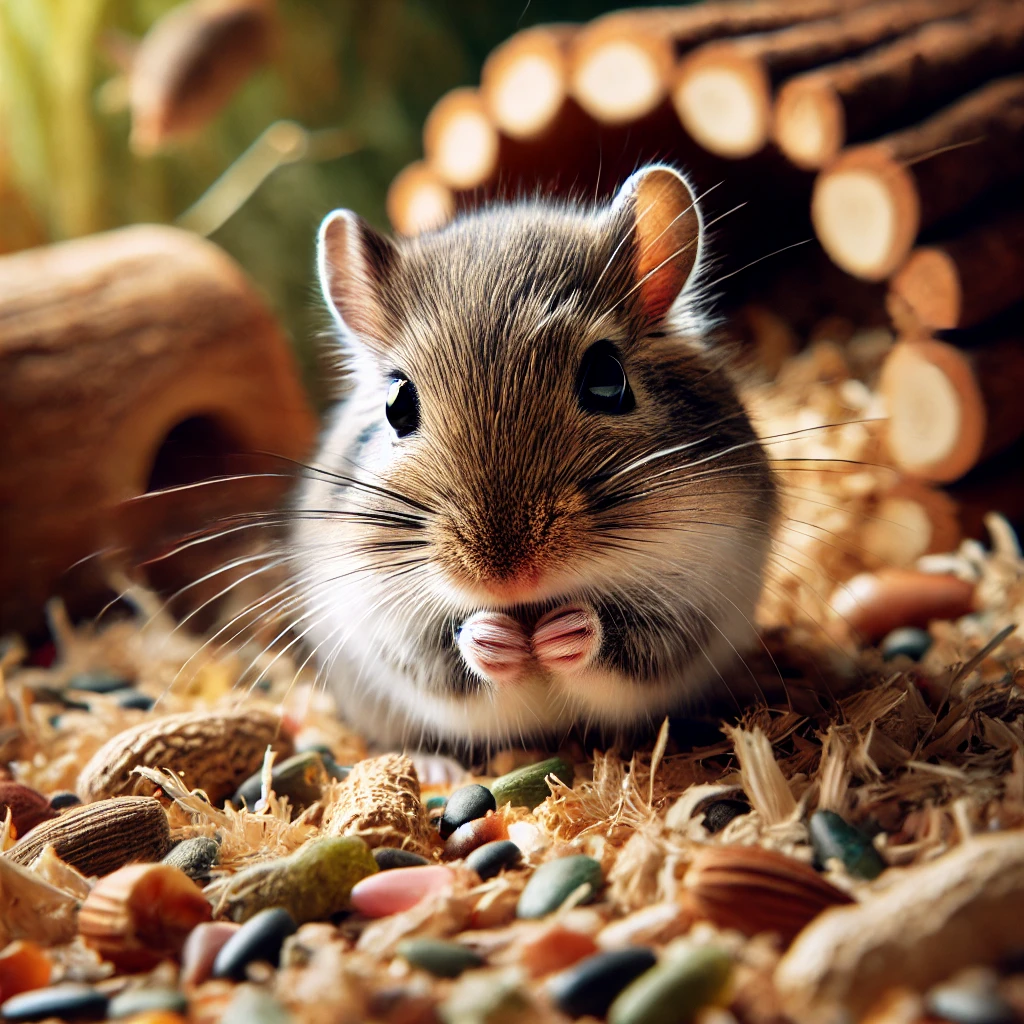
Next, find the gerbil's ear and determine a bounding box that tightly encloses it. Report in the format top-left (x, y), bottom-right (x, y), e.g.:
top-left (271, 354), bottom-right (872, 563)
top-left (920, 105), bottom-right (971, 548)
top-left (318, 210), bottom-right (397, 348)
top-left (612, 165), bottom-right (702, 324)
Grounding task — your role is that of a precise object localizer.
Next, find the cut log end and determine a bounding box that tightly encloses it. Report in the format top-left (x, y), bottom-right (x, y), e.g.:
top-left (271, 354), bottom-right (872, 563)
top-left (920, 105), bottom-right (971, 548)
top-left (570, 37), bottom-right (667, 125)
top-left (888, 248), bottom-right (961, 332)
top-left (482, 30), bottom-right (569, 139)
top-left (773, 77), bottom-right (844, 170)
top-left (861, 482), bottom-right (961, 567)
top-left (811, 151), bottom-right (920, 280)
top-left (674, 50), bottom-right (770, 159)
top-left (423, 88), bottom-right (499, 191)
top-left (386, 162), bottom-right (455, 237)
top-left (879, 340), bottom-right (985, 484)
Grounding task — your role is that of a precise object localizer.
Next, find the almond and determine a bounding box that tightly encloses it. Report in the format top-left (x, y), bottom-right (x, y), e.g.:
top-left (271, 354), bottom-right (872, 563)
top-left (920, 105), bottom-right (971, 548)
top-left (79, 862), bottom-right (212, 970)
top-left (76, 707), bottom-right (293, 804)
top-left (0, 781), bottom-right (56, 837)
top-left (6, 796), bottom-right (170, 877)
top-left (682, 844), bottom-right (853, 944)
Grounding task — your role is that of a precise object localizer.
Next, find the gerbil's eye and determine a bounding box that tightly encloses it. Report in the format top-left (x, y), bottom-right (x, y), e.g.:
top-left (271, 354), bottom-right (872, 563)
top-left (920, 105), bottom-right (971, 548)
top-left (386, 376), bottom-right (419, 437)
top-left (577, 342), bottom-right (635, 415)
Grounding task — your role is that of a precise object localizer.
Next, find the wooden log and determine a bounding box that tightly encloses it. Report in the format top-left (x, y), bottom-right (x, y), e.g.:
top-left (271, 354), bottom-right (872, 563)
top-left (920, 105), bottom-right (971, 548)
top-left (0, 225), bottom-right (317, 635)
top-left (774, 4), bottom-right (1024, 170)
top-left (860, 479), bottom-right (962, 567)
top-left (386, 160), bottom-right (456, 236)
top-left (811, 75), bottom-right (1024, 280)
top-left (423, 87), bottom-right (500, 191)
top-left (672, 0), bottom-right (977, 160)
top-left (567, 0), bottom-right (874, 127)
top-left (480, 25), bottom-right (577, 141)
top-left (878, 335), bottom-right (1024, 484)
top-left (887, 207), bottom-right (1024, 332)
top-left (947, 438), bottom-right (1024, 540)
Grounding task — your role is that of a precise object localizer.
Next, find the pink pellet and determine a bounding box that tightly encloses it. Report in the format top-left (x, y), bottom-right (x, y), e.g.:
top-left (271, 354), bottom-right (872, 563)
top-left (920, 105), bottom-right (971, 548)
top-left (349, 865), bottom-right (456, 918)
top-left (180, 921), bottom-right (240, 987)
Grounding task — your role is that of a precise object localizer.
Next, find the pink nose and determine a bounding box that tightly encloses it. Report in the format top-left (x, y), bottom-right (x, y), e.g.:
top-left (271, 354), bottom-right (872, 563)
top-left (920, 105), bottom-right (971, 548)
top-left (532, 606), bottom-right (601, 670)
top-left (457, 611), bottom-right (531, 684)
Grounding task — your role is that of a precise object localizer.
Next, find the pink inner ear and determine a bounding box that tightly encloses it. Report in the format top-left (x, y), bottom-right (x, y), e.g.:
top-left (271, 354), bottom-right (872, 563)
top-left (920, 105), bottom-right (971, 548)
top-left (319, 211), bottom-right (394, 343)
top-left (632, 170), bottom-right (700, 323)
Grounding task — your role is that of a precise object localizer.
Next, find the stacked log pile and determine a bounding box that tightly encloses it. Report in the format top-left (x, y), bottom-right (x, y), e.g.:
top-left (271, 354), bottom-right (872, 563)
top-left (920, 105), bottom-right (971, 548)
top-left (388, 0), bottom-right (1024, 548)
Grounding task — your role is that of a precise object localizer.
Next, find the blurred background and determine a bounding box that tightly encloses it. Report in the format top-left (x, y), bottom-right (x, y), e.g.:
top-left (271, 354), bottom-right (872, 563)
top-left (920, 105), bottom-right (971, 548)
top-left (0, 0), bottom-right (647, 401)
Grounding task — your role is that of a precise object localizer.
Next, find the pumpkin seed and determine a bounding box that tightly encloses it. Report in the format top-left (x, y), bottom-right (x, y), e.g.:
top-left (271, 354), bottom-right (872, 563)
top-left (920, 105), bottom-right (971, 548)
top-left (607, 946), bottom-right (732, 1024)
top-left (396, 937), bottom-right (485, 978)
top-left (517, 855), bottom-right (601, 919)
top-left (490, 757), bottom-right (574, 811)
top-left (809, 810), bottom-right (885, 880)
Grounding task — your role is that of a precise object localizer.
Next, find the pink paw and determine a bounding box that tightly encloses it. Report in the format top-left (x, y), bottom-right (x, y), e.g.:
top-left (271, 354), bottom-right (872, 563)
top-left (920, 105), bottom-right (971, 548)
top-left (457, 611), bottom-right (531, 684)
top-left (532, 605), bottom-right (601, 672)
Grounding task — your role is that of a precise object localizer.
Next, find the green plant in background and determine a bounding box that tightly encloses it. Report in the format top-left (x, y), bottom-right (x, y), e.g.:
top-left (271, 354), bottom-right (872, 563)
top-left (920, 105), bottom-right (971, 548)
top-left (0, 0), bottom-right (642, 402)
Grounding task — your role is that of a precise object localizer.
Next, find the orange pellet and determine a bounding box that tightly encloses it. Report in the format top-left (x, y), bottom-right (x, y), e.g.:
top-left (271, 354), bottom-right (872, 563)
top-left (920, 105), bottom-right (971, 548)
top-left (0, 940), bottom-right (52, 999)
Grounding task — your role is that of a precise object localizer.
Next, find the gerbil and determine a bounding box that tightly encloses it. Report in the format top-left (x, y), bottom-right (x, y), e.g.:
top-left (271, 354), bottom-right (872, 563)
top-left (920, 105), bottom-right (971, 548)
top-left (293, 165), bottom-right (778, 753)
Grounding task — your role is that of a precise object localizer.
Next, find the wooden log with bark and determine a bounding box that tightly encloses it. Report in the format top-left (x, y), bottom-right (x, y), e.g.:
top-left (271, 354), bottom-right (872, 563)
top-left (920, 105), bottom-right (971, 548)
top-left (566, 0), bottom-right (874, 127)
top-left (811, 75), bottom-right (1024, 280)
top-left (673, 0), bottom-right (976, 159)
top-left (774, 4), bottom-right (1024, 170)
top-left (878, 333), bottom-right (1024, 484)
top-left (887, 206), bottom-right (1024, 333)
top-left (0, 225), bottom-right (317, 634)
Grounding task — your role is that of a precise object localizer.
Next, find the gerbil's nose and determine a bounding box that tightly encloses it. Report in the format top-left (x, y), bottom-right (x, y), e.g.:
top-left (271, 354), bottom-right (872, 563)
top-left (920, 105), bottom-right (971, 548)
top-left (439, 498), bottom-right (556, 600)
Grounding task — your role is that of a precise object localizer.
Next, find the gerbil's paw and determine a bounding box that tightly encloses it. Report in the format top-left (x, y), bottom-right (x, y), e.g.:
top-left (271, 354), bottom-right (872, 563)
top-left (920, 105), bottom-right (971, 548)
top-left (410, 752), bottom-right (468, 787)
top-left (457, 611), bottom-right (531, 685)
top-left (532, 605), bottom-right (601, 673)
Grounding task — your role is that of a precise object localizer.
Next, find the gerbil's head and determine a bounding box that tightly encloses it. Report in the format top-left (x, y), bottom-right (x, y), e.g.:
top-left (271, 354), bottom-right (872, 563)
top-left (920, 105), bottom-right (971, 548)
top-left (313, 165), bottom-right (777, 744)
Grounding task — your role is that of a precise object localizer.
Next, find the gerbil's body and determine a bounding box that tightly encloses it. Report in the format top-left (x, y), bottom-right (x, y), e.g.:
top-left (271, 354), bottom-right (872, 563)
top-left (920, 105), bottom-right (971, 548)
top-left (294, 166), bottom-right (778, 752)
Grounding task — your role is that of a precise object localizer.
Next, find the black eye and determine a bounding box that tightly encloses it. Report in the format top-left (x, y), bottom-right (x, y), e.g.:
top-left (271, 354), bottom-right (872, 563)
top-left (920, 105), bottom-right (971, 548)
top-left (577, 342), bottom-right (635, 415)
top-left (386, 376), bottom-right (419, 437)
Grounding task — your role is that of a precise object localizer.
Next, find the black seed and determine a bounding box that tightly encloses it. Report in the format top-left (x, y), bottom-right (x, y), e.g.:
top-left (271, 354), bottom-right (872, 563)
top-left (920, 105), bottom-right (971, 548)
top-left (927, 982), bottom-right (1016, 1024)
top-left (48, 791), bottom-right (81, 810)
top-left (440, 784), bottom-right (496, 840)
top-left (162, 835), bottom-right (221, 880)
top-left (109, 689), bottom-right (155, 711)
top-left (809, 810), bottom-right (886, 880)
top-left (107, 988), bottom-right (188, 1019)
top-left (65, 670), bottom-right (132, 694)
top-left (548, 948), bottom-right (658, 1018)
top-left (212, 907), bottom-right (297, 980)
top-left (1, 984), bottom-right (108, 1022)
top-left (465, 840), bottom-right (522, 880)
top-left (373, 847), bottom-right (431, 871)
top-left (701, 799), bottom-right (750, 834)
top-left (880, 626), bottom-right (932, 661)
